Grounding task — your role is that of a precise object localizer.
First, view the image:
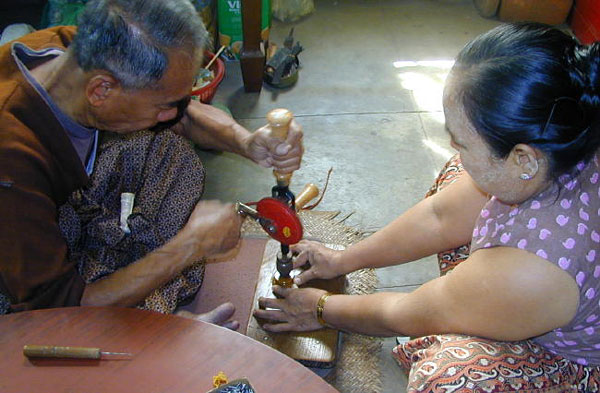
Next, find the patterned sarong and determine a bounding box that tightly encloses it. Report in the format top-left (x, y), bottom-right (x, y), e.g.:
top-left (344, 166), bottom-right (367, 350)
top-left (58, 130), bottom-right (206, 314)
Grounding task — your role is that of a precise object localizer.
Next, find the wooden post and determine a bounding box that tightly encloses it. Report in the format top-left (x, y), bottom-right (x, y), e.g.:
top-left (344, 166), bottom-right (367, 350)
top-left (473, 0), bottom-right (500, 17)
top-left (240, 0), bottom-right (265, 92)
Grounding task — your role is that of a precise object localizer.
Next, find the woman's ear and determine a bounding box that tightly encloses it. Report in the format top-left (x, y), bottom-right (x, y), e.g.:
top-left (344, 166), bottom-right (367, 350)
top-left (511, 144), bottom-right (540, 179)
top-left (86, 74), bottom-right (119, 107)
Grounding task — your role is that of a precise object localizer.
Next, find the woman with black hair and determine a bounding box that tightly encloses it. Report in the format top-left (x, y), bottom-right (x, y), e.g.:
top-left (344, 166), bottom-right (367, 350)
top-left (255, 23), bottom-right (600, 391)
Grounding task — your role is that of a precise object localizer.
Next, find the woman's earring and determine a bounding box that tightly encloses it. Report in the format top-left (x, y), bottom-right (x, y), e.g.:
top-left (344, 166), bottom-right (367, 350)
top-left (520, 173), bottom-right (532, 181)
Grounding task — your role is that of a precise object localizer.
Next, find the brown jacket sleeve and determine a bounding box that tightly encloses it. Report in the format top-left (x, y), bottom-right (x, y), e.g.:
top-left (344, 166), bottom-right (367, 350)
top-left (0, 26), bottom-right (87, 312)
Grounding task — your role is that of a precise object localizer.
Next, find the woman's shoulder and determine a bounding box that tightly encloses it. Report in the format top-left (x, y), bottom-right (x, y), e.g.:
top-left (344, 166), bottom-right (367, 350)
top-left (473, 168), bottom-right (600, 261)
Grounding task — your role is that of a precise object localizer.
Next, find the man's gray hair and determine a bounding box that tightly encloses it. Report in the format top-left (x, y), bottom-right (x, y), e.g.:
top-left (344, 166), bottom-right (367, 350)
top-left (73, 0), bottom-right (208, 89)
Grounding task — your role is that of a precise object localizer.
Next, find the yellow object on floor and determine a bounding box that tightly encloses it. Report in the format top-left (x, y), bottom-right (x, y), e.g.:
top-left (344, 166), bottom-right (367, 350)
top-left (212, 371), bottom-right (228, 387)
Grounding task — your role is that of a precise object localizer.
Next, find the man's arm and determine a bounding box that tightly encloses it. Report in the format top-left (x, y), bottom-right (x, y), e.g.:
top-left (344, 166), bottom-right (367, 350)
top-left (3, 139), bottom-right (240, 310)
top-left (0, 130), bottom-right (88, 312)
top-left (172, 101), bottom-right (251, 156)
top-left (172, 100), bottom-right (303, 173)
top-left (81, 200), bottom-right (241, 307)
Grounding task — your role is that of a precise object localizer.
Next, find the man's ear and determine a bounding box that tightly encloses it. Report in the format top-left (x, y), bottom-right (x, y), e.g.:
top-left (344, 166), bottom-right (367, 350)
top-left (511, 144), bottom-right (540, 177)
top-left (86, 74), bottom-right (119, 107)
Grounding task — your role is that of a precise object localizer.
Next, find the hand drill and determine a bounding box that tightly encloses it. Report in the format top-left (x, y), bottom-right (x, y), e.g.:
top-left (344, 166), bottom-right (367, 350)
top-left (266, 108), bottom-right (297, 287)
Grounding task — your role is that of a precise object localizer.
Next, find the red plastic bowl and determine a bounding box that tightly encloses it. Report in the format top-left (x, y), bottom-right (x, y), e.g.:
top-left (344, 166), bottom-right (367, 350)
top-left (190, 50), bottom-right (225, 103)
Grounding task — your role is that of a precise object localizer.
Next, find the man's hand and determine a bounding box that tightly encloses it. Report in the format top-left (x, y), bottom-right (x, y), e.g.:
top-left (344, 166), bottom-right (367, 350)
top-left (81, 200), bottom-right (242, 308)
top-left (169, 101), bottom-right (304, 173)
top-left (182, 200), bottom-right (242, 258)
top-left (243, 119), bottom-right (303, 173)
top-left (253, 286), bottom-right (326, 332)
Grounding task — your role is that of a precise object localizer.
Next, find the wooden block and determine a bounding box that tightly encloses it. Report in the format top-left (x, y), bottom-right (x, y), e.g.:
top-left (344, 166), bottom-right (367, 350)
top-left (247, 240), bottom-right (345, 368)
top-left (498, 0), bottom-right (573, 25)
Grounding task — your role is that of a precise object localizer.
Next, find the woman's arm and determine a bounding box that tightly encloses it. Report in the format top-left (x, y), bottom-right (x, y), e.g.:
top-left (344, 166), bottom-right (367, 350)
top-left (293, 172), bottom-right (489, 285)
top-left (342, 172), bottom-right (488, 271)
top-left (322, 247), bottom-right (580, 339)
top-left (258, 246), bottom-right (580, 340)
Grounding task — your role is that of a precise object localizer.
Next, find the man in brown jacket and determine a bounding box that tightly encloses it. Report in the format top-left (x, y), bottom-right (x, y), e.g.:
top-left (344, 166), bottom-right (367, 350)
top-left (0, 0), bottom-right (303, 328)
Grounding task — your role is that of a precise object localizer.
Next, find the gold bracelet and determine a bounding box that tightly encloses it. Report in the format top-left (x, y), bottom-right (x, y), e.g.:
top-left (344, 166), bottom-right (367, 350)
top-left (316, 292), bottom-right (332, 327)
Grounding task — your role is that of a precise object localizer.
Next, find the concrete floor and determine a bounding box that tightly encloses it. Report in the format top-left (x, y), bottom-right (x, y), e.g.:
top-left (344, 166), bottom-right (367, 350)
top-left (200, 1), bottom-right (502, 391)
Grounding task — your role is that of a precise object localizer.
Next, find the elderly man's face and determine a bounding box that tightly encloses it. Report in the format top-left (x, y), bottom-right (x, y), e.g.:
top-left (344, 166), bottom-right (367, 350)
top-left (93, 49), bottom-right (199, 133)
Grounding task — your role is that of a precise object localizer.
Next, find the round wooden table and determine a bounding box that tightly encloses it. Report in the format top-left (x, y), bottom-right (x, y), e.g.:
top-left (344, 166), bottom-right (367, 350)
top-left (0, 307), bottom-right (339, 393)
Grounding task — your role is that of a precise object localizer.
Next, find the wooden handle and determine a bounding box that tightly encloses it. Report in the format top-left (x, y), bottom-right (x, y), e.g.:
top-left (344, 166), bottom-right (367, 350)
top-left (23, 345), bottom-right (101, 359)
top-left (266, 109), bottom-right (295, 186)
top-left (295, 183), bottom-right (319, 210)
top-left (267, 108), bottom-right (293, 140)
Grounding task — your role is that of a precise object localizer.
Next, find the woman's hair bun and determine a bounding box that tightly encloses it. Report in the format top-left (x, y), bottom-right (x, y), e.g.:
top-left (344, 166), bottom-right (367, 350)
top-left (567, 43), bottom-right (600, 108)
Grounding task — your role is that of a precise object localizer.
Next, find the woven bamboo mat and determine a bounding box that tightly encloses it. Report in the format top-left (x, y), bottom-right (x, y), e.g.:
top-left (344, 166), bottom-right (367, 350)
top-left (242, 210), bottom-right (383, 393)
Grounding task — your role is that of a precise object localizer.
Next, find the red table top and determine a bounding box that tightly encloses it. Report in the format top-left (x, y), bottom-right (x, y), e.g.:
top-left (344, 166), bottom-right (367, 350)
top-left (0, 307), bottom-right (339, 393)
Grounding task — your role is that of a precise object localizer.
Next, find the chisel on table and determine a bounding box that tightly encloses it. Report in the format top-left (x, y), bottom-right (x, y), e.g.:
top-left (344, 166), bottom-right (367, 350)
top-left (23, 345), bottom-right (132, 359)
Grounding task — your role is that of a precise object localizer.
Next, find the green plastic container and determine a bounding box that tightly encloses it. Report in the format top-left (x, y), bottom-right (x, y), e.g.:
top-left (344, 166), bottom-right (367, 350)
top-left (217, 0), bottom-right (271, 59)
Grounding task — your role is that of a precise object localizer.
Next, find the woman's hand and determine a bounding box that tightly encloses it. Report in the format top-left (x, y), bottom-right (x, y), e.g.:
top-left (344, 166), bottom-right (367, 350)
top-left (253, 286), bottom-right (327, 332)
top-left (242, 119), bottom-right (303, 173)
top-left (291, 240), bottom-right (345, 286)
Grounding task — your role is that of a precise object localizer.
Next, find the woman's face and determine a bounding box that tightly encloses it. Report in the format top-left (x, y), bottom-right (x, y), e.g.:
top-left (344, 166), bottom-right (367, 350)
top-left (442, 83), bottom-right (536, 204)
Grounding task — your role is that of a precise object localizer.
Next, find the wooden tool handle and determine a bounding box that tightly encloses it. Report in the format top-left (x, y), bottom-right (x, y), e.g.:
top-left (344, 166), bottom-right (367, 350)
top-left (23, 345), bottom-right (101, 359)
top-left (266, 108), bottom-right (294, 186)
top-left (295, 183), bottom-right (319, 210)
top-left (267, 108), bottom-right (293, 140)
